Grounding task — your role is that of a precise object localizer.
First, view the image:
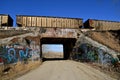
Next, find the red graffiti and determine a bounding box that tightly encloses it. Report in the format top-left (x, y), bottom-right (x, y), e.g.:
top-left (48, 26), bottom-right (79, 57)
top-left (0, 57), bottom-right (3, 63)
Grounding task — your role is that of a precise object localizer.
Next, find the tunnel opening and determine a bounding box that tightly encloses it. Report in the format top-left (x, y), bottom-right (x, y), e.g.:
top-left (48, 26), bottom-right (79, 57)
top-left (42, 44), bottom-right (64, 61)
top-left (40, 38), bottom-right (76, 61)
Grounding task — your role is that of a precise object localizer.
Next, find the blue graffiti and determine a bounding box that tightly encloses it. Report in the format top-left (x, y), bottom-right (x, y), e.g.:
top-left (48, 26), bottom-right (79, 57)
top-left (25, 48), bottom-right (29, 57)
top-left (0, 47), bottom-right (32, 64)
top-left (72, 43), bottom-right (120, 68)
top-left (19, 50), bottom-right (25, 61)
top-left (19, 48), bottom-right (30, 61)
top-left (19, 48), bottom-right (31, 64)
top-left (7, 48), bottom-right (17, 63)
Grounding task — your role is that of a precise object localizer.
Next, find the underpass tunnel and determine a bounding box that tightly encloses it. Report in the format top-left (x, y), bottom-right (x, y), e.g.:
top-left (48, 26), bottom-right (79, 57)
top-left (40, 38), bottom-right (76, 60)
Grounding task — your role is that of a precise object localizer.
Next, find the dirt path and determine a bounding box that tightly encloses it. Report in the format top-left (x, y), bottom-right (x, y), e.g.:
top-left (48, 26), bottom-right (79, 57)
top-left (16, 60), bottom-right (116, 80)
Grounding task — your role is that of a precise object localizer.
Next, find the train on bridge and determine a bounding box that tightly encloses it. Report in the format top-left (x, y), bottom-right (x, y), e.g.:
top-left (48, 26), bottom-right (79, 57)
top-left (0, 14), bottom-right (13, 27)
top-left (16, 15), bottom-right (83, 28)
top-left (0, 14), bottom-right (120, 30)
top-left (84, 19), bottom-right (120, 30)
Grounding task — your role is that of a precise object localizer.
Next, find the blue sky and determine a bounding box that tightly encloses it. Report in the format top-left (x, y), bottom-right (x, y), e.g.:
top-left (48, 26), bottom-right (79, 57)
top-left (42, 44), bottom-right (63, 53)
top-left (0, 0), bottom-right (120, 26)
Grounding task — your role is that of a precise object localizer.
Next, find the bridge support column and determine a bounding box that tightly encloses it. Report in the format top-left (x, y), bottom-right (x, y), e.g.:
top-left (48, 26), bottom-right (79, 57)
top-left (40, 42), bottom-right (42, 60)
top-left (63, 40), bottom-right (76, 60)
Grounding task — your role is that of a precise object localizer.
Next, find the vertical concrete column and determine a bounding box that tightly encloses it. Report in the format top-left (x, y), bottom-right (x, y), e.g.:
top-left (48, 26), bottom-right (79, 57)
top-left (40, 39), bottom-right (42, 60)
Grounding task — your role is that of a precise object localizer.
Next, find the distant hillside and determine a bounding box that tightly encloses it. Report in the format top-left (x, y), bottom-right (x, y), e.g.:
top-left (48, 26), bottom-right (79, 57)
top-left (43, 52), bottom-right (63, 58)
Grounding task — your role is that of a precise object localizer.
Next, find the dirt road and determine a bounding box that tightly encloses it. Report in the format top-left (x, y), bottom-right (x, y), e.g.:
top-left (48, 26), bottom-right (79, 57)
top-left (16, 60), bottom-right (115, 80)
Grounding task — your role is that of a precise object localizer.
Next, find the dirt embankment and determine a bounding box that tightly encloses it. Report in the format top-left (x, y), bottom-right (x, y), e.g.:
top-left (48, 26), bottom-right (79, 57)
top-left (85, 30), bottom-right (120, 52)
top-left (0, 61), bottom-right (41, 80)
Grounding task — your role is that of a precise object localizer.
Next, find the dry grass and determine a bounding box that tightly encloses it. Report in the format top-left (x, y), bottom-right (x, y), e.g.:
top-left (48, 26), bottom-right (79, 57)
top-left (0, 61), bottom-right (41, 80)
top-left (86, 62), bottom-right (120, 80)
top-left (86, 30), bottom-right (120, 52)
top-left (0, 30), bottom-right (31, 39)
top-left (43, 52), bottom-right (63, 58)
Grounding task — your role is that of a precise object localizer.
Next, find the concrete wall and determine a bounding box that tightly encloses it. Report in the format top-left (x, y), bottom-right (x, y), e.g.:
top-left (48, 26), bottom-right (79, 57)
top-left (72, 33), bottom-right (120, 67)
top-left (0, 31), bottom-right (41, 79)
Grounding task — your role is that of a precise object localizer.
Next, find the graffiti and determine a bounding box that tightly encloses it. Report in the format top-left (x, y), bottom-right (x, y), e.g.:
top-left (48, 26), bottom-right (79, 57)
top-left (30, 50), bottom-right (40, 61)
top-left (72, 43), bottom-right (119, 67)
top-left (0, 44), bottom-right (40, 65)
top-left (7, 48), bottom-right (17, 63)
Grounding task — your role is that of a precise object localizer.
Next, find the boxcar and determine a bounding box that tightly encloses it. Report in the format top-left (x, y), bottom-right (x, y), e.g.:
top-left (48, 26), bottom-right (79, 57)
top-left (0, 14), bottom-right (13, 27)
top-left (84, 19), bottom-right (120, 30)
top-left (16, 15), bottom-right (83, 28)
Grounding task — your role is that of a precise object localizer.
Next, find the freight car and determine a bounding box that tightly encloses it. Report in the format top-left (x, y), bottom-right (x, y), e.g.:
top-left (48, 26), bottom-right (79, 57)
top-left (0, 14), bottom-right (13, 27)
top-left (16, 15), bottom-right (83, 28)
top-left (84, 19), bottom-right (120, 30)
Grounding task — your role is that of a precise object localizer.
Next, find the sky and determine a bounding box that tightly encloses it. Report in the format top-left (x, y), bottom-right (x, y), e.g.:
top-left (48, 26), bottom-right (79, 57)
top-left (42, 44), bottom-right (63, 53)
top-left (0, 0), bottom-right (120, 26)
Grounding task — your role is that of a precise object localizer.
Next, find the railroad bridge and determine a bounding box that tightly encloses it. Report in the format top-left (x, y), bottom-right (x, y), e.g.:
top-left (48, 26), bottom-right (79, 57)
top-left (40, 28), bottom-right (79, 59)
top-left (16, 15), bottom-right (83, 60)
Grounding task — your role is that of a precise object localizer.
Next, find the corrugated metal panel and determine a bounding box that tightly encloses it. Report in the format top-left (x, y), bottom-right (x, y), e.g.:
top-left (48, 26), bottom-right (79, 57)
top-left (71, 19), bottom-right (75, 28)
top-left (88, 19), bottom-right (120, 30)
top-left (47, 17), bottom-right (51, 27)
top-left (64, 19), bottom-right (67, 28)
top-left (17, 16), bottom-right (22, 25)
top-left (16, 15), bottom-right (83, 28)
top-left (78, 19), bottom-right (83, 28)
top-left (56, 18), bottom-right (61, 28)
top-left (69, 19), bottom-right (72, 28)
top-left (73, 19), bottom-right (76, 28)
top-left (74, 19), bottom-right (79, 28)
top-left (64, 18), bottom-right (67, 28)
top-left (61, 18), bottom-right (64, 28)
top-left (62, 18), bottom-right (66, 28)
top-left (65, 18), bottom-right (68, 28)
top-left (54, 18), bottom-right (57, 27)
top-left (42, 17), bottom-right (47, 27)
top-left (37, 17), bottom-right (41, 27)
top-left (23, 16), bottom-right (26, 26)
top-left (27, 17), bottom-right (31, 26)
top-left (32, 17), bottom-right (36, 26)
top-left (0, 14), bottom-right (13, 27)
top-left (68, 19), bottom-right (71, 28)
top-left (66, 18), bottom-right (68, 28)
top-left (66, 19), bottom-right (69, 28)
top-left (2, 16), bottom-right (7, 24)
top-left (51, 18), bottom-right (55, 27)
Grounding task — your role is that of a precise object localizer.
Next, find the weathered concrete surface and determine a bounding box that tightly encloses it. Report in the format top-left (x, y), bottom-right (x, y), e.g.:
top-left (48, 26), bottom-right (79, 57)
top-left (0, 27), bottom-right (79, 45)
top-left (0, 30), bottom-right (31, 39)
top-left (0, 32), bottom-right (37, 45)
top-left (76, 33), bottom-right (120, 57)
top-left (40, 28), bottom-right (79, 38)
top-left (16, 60), bottom-right (115, 80)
